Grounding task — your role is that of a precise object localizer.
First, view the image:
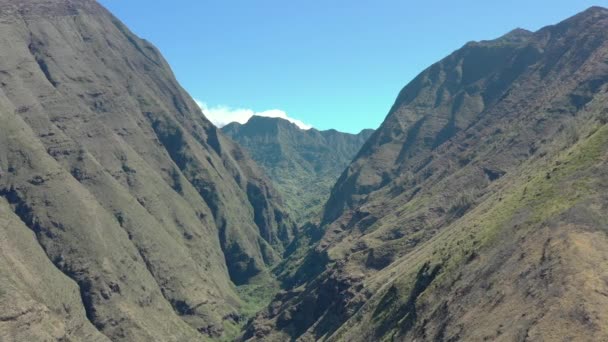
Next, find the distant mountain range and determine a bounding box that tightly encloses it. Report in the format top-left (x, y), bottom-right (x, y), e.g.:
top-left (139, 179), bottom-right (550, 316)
top-left (222, 116), bottom-right (373, 222)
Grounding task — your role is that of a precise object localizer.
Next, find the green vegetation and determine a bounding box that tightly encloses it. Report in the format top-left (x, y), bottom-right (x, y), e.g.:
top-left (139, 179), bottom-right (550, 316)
top-left (220, 272), bottom-right (280, 341)
top-left (236, 272), bottom-right (281, 319)
top-left (326, 120), bottom-right (608, 342)
top-left (222, 116), bottom-right (373, 223)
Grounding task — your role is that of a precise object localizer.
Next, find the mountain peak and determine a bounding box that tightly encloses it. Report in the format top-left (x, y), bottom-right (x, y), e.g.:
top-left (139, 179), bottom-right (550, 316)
top-left (235, 115), bottom-right (302, 135)
top-left (358, 128), bottom-right (375, 136)
top-left (556, 5), bottom-right (608, 28)
top-left (472, 27), bottom-right (533, 47)
top-left (247, 115), bottom-right (297, 126)
top-left (503, 27), bottom-right (533, 39)
top-left (582, 5), bottom-right (608, 15)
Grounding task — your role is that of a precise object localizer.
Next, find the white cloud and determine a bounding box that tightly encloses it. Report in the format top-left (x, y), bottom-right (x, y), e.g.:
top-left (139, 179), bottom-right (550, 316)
top-left (196, 100), bottom-right (312, 130)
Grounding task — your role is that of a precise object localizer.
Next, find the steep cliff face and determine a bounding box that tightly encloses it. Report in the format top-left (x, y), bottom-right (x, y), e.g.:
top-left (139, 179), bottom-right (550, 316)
top-left (223, 116), bottom-right (373, 222)
top-left (246, 7), bottom-right (608, 341)
top-left (0, 0), bottom-right (294, 340)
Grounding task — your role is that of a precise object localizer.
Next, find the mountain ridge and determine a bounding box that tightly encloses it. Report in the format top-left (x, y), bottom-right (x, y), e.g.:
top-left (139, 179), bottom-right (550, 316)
top-left (245, 6), bottom-right (608, 341)
top-left (223, 115), bottom-right (374, 138)
top-left (222, 115), bottom-right (373, 223)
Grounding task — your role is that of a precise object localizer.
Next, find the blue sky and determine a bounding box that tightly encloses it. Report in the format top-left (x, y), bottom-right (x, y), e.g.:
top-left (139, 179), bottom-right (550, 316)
top-left (99, 0), bottom-right (604, 133)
